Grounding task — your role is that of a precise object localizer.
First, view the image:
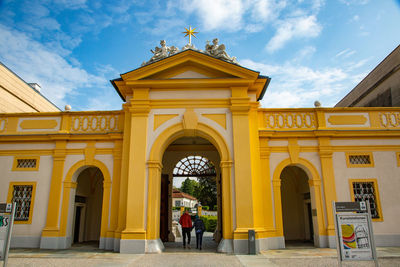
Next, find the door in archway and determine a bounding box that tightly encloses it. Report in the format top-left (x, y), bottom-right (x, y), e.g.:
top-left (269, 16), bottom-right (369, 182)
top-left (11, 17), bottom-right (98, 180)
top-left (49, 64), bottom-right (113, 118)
top-left (160, 174), bottom-right (169, 242)
top-left (280, 166), bottom-right (314, 246)
top-left (72, 167), bottom-right (104, 245)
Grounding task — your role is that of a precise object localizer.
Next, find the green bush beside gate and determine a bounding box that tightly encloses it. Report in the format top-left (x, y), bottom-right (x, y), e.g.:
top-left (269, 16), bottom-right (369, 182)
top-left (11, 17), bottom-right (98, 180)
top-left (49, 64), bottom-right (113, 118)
top-left (200, 215), bottom-right (217, 232)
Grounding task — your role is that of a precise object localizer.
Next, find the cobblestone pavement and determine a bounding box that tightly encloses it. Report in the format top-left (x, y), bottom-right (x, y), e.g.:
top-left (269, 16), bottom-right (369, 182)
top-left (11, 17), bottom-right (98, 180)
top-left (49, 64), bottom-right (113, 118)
top-left (6, 241), bottom-right (400, 267)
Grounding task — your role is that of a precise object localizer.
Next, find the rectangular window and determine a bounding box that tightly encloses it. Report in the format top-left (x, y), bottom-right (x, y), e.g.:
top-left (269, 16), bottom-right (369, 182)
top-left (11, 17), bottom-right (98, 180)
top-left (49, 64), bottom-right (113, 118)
top-left (7, 182), bottom-right (37, 224)
top-left (346, 152), bottom-right (374, 168)
top-left (175, 200), bottom-right (181, 207)
top-left (12, 156), bottom-right (40, 171)
top-left (349, 179), bottom-right (382, 221)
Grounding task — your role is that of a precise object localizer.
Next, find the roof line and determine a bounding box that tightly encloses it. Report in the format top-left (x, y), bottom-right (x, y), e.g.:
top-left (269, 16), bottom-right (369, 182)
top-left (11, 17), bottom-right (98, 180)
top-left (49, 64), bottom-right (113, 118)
top-left (0, 61), bottom-right (61, 111)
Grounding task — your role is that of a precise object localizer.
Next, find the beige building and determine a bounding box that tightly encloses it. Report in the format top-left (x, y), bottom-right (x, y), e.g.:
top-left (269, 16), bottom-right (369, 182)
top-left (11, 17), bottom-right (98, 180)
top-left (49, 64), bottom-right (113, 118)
top-left (0, 45), bottom-right (399, 254)
top-left (336, 45), bottom-right (400, 107)
top-left (0, 62), bottom-right (59, 113)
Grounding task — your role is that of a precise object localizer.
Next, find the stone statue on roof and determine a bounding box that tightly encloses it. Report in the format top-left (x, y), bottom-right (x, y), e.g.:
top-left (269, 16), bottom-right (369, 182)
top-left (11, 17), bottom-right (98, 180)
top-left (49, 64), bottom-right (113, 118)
top-left (142, 40), bottom-right (180, 66)
top-left (141, 37), bottom-right (238, 66)
top-left (204, 38), bottom-right (238, 64)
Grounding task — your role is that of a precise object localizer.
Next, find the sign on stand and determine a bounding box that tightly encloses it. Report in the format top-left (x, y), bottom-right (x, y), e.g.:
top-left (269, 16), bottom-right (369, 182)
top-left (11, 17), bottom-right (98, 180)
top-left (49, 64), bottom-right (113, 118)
top-left (0, 203), bottom-right (15, 267)
top-left (333, 201), bottom-right (378, 267)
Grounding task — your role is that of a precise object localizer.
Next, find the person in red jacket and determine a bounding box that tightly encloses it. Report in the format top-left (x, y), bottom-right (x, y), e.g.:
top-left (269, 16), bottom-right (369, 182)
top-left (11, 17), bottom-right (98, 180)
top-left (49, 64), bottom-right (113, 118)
top-left (179, 209), bottom-right (193, 248)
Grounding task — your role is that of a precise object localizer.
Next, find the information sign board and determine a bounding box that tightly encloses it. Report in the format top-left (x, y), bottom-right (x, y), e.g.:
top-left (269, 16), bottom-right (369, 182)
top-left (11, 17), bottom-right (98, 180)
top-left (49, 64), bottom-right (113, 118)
top-left (0, 203), bottom-right (15, 267)
top-left (335, 201), bottom-right (366, 212)
top-left (337, 213), bottom-right (373, 260)
top-left (0, 213), bottom-right (11, 259)
top-left (333, 201), bottom-right (378, 267)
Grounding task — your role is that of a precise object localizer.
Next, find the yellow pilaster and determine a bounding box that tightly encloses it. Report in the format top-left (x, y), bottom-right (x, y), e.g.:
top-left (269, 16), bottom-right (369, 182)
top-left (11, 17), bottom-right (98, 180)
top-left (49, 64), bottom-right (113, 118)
top-left (122, 89), bottom-right (150, 240)
top-left (146, 161), bottom-right (162, 240)
top-left (107, 140), bottom-right (122, 239)
top-left (115, 105), bottom-right (131, 239)
top-left (249, 102), bottom-right (264, 229)
top-left (318, 137), bottom-right (337, 236)
top-left (220, 160), bottom-right (233, 239)
top-left (259, 139), bottom-right (274, 232)
top-left (308, 179), bottom-right (327, 236)
top-left (100, 181), bottom-right (112, 238)
top-left (230, 87), bottom-right (256, 238)
top-left (272, 179), bottom-right (283, 236)
top-left (60, 181), bottom-right (77, 235)
top-left (41, 140), bottom-right (67, 237)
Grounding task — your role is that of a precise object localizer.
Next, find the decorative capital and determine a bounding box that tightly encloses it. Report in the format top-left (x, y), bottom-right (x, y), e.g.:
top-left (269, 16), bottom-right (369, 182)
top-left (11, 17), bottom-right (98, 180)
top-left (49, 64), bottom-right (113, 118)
top-left (147, 160), bottom-right (163, 170)
top-left (272, 179), bottom-right (281, 187)
top-left (220, 160), bottom-right (233, 168)
top-left (63, 181), bottom-right (77, 189)
top-left (308, 179), bottom-right (321, 187)
top-left (103, 181), bottom-right (112, 189)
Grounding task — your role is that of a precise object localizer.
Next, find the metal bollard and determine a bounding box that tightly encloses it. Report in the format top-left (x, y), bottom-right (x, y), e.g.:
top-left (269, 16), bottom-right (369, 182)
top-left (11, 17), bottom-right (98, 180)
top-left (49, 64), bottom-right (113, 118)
top-left (248, 229), bottom-right (256, 255)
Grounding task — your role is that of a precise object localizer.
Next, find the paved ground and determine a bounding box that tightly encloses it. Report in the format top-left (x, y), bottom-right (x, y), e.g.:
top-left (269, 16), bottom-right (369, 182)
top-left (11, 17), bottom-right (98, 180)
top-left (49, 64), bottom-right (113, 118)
top-left (6, 232), bottom-right (400, 267)
top-left (7, 245), bottom-right (400, 267)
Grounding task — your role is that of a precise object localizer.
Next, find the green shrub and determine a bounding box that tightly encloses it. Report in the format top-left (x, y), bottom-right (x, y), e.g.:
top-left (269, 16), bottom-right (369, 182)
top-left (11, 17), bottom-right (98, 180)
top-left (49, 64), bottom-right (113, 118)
top-left (172, 207), bottom-right (181, 211)
top-left (213, 205), bottom-right (218, 211)
top-left (202, 206), bottom-right (209, 210)
top-left (200, 215), bottom-right (217, 232)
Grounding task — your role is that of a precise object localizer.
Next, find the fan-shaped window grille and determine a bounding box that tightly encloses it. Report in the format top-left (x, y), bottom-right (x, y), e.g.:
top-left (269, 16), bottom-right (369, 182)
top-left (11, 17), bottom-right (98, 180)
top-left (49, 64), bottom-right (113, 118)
top-left (173, 156), bottom-right (216, 177)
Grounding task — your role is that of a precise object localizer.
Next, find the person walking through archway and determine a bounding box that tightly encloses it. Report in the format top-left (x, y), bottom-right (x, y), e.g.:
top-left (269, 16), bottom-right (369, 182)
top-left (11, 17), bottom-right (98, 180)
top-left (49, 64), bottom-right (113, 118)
top-left (179, 209), bottom-right (193, 249)
top-left (193, 215), bottom-right (206, 250)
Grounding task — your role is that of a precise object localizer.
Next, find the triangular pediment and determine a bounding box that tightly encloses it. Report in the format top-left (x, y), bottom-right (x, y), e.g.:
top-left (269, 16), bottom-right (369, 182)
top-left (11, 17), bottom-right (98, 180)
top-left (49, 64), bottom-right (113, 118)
top-left (111, 49), bottom-right (270, 101)
top-left (120, 50), bottom-right (259, 81)
top-left (143, 61), bottom-right (238, 80)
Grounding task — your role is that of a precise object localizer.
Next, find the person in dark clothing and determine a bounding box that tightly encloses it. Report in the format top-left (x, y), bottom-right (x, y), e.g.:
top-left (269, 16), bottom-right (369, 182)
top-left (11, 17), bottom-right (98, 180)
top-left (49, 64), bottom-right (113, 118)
top-left (193, 215), bottom-right (206, 250)
top-left (179, 210), bottom-right (193, 248)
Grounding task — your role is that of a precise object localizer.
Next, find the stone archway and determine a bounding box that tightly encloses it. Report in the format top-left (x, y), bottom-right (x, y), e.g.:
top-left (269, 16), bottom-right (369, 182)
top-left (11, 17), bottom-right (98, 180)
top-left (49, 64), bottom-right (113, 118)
top-left (280, 166), bottom-right (314, 246)
top-left (272, 158), bottom-right (326, 248)
top-left (72, 167), bottom-right (104, 245)
top-left (58, 160), bottom-right (111, 249)
top-left (146, 122), bottom-right (233, 253)
top-left (160, 138), bottom-right (222, 251)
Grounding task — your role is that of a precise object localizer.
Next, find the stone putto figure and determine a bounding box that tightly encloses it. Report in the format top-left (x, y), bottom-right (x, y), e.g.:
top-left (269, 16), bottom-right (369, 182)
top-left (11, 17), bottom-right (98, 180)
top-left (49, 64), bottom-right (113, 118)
top-left (205, 38), bottom-right (238, 64)
top-left (141, 38), bottom-right (239, 66)
top-left (142, 40), bottom-right (180, 66)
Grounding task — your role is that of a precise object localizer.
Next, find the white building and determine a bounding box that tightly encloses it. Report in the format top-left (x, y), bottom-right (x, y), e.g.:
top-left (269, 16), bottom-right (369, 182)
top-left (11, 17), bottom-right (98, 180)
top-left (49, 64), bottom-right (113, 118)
top-left (172, 189), bottom-right (198, 208)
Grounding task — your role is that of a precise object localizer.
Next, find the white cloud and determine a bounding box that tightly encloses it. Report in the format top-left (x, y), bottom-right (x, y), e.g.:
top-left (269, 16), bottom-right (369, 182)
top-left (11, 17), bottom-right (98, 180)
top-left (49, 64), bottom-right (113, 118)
top-left (178, 0), bottom-right (245, 31)
top-left (240, 58), bottom-right (353, 107)
top-left (0, 25), bottom-right (112, 109)
top-left (340, 0), bottom-right (369, 5)
top-left (174, 0), bottom-right (287, 32)
top-left (335, 48), bottom-right (356, 59)
top-left (351, 15), bottom-right (360, 22)
top-left (266, 15), bottom-right (322, 52)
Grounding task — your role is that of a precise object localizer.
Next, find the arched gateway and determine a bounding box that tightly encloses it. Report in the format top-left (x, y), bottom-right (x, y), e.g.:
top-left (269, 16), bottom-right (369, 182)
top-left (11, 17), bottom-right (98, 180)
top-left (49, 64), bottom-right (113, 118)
top-left (22, 39), bottom-right (398, 255)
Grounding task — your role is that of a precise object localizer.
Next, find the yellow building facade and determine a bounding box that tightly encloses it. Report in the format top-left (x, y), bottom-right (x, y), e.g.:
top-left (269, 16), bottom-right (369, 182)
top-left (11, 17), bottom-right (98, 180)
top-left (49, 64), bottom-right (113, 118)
top-left (1, 49), bottom-right (400, 254)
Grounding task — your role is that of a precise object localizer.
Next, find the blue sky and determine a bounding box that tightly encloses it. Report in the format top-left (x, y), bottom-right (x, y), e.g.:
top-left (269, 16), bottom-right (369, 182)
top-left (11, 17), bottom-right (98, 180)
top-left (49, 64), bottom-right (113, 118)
top-left (0, 0), bottom-right (399, 111)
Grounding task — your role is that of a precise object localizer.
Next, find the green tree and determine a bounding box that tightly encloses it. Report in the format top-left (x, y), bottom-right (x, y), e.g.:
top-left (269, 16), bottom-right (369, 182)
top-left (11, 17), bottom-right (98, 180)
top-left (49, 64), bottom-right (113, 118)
top-left (180, 178), bottom-right (198, 197)
top-left (196, 176), bottom-right (217, 208)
